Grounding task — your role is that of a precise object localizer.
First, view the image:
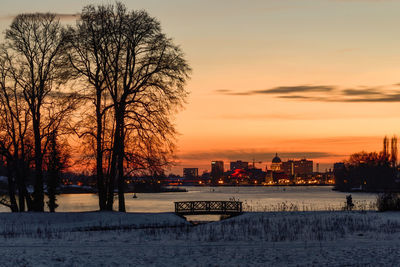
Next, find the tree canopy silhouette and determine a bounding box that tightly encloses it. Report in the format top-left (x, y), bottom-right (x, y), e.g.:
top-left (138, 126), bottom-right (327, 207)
top-left (66, 2), bottom-right (191, 211)
top-left (334, 151), bottom-right (397, 192)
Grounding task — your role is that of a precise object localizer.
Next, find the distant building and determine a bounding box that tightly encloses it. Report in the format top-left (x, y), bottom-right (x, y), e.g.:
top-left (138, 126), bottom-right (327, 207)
top-left (282, 160), bottom-right (295, 176)
top-left (211, 161), bottom-right (224, 183)
top-left (295, 159), bottom-right (313, 175)
top-left (230, 160), bottom-right (248, 171)
top-left (282, 159), bottom-right (313, 176)
top-left (271, 171), bottom-right (289, 184)
top-left (183, 168), bottom-right (198, 178)
top-left (270, 153), bottom-right (282, 172)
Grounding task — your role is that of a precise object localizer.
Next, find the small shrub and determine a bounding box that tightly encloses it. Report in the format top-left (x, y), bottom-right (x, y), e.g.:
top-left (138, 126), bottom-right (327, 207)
top-left (376, 193), bottom-right (400, 211)
top-left (343, 195), bottom-right (355, 211)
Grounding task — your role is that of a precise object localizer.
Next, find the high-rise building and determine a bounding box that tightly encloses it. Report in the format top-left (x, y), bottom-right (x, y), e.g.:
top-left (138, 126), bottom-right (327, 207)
top-left (211, 161), bottom-right (224, 182)
top-left (282, 159), bottom-right (313, 176)
top-left (230, 160), bottom-right (248, 171)
top-left (183, 168), bottom-right (198, 178)
top-left (282, 160), bottom-right (294, 175)
top-left (295, 159), bottom-right (313, 175)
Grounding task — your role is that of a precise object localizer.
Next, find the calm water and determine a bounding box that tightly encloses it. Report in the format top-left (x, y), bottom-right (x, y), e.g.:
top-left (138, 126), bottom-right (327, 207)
top-left (0, 186), bottom-right (379, 212)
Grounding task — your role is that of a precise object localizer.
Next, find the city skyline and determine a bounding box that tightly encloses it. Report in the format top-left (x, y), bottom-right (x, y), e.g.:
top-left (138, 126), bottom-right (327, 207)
top-left (2, 1), bottom-right (400, 174)
top-left (178, 157), bottom-right (330, 186)
top-left (183, 155), bottom-right (320, 177)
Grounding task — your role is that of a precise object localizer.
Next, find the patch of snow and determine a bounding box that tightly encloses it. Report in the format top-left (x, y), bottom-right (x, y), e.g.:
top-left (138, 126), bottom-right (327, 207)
top-left (0, 211), bottom-right (399, 266)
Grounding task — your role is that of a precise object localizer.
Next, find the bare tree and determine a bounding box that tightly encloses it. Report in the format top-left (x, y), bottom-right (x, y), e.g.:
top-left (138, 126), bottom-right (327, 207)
top-left (5, 13), bottom-right (70, 211)
top-left (105, 5), bottom-right (190, 211)
top-left (65, 5), bottom-right (115, 210)
top-left (67, 2), bottom-right (190, 211)
top-left (0, 47), bottom-right (33, 212)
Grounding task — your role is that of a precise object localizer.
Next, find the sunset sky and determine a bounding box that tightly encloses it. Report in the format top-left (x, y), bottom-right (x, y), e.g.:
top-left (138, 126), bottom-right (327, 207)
top-left (1, 0), bottom-right (400, 174)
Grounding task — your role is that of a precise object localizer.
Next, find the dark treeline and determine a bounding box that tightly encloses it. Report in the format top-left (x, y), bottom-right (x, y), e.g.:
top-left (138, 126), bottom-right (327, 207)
top-left (334, 136), bottom-right (400, 192)
top-left (0, 2), bottom-right (190, 212)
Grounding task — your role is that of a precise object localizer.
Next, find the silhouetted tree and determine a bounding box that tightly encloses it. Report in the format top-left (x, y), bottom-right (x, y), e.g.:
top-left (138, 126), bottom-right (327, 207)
top-left (335, 151), bottom-right (397, 192)
top-left (67, 2), bottom-right (190, 211)
top-left (5, 13), bottom-right (71, 211)
top-left (0, 47), bottom-right (33, 212)
top-left (65, 5), bottom-right (113, 210)
top-left (45, 130), bottom-right (69, 212)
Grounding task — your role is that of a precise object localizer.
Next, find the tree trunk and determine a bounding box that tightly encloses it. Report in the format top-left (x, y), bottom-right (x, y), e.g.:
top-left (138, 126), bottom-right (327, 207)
top-left (106, 105), bottom-right (124, 211)
top-left (23, 187), bottom-right (33, 211)
top-left (20, 161), bottom-right (33, 211)
top-left (47, 179), bottom-right (57, 212)
top-left (33, 117), bottom-right (44, 212)
top-left (16, 174), bottom-right (25, 212)
top-left (117, 108), bottom-right (125, 212)
top-left (7, 167), bottom-right (18, 212)
top-left (106, 127), bottom-right (119, 211)
top-left (14, 148), bottom-right (25, 212)
top-left (96, 90), bottom-right (107, 210)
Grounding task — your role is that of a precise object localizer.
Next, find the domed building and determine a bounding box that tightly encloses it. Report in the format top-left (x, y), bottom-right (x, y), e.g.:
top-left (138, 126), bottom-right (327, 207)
top-left (271, 153), bottom-right (282, 172)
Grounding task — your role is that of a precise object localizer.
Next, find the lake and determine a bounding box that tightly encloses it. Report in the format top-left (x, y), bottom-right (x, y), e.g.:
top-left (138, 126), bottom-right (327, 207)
top-left (0, 186), bottom-right (379, 212)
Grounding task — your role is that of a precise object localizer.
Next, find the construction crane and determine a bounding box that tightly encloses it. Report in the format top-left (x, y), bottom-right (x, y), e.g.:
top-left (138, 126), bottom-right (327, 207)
top-left (251, 158), bottom-right (262, 169)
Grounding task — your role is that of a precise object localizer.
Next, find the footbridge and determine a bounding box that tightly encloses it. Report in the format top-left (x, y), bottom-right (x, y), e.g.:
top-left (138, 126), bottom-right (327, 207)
top-left (174, 201), bottom-right (243, 217)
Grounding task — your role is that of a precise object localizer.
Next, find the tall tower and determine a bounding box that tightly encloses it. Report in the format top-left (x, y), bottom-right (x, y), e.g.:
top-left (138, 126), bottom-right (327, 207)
top-left (383, 136), bottom-right (389, 157)
top-left (391, 136), bottom-right (397, 166)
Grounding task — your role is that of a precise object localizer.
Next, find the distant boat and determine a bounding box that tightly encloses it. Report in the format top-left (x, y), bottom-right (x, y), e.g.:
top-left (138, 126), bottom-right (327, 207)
top-left (132, 193), bottom-right (138, 199)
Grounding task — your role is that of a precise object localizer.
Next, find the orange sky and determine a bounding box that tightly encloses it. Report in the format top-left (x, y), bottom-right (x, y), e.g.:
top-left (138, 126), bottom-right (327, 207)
top-left (2, 0), bottom-right (400, 174)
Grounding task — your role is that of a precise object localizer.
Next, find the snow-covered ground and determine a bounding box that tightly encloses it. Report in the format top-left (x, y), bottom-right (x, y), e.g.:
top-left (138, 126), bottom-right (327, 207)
top-left (0, 211), bottom-right (400, 266)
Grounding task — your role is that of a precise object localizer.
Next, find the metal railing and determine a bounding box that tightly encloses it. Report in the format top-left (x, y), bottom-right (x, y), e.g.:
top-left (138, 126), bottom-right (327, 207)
top-left (174, 201), bottom-right (242, 216)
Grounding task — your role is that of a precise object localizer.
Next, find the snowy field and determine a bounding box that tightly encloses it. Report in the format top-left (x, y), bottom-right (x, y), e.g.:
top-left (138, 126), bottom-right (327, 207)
top-left (0, 211), bottom-right (400, 266)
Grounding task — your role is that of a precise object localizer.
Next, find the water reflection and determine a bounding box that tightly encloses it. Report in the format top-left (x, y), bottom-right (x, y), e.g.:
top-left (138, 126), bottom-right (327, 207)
top-left (0, 186), bottom-right (378, 212)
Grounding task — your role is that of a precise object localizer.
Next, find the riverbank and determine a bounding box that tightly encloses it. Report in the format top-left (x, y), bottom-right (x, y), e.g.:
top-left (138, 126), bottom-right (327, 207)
top-left (0, 211), bottom-right (399, 266)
